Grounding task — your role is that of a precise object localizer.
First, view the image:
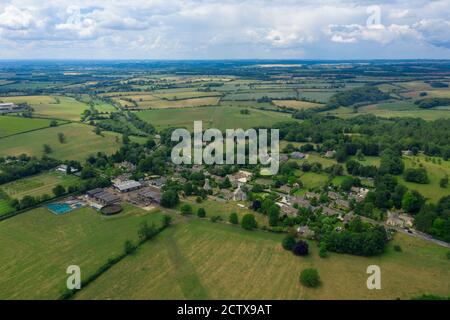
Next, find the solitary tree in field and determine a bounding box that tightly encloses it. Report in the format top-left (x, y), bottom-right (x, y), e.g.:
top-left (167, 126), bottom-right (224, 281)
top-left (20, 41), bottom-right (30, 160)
top-left (241, 214), bottom-right (257, 230)
top-left (282, 234), bottom-right (296, 251)
top-left (197, 208), bottom-right (206, 218)
top-left (229, 212), bottom-right (239, 224)
top-left (292, 240), bottom-right (309, 256)
top-left (57, 132), bottom-right (66, 143)
top-left (299, 268), bottom-right (320, 288)
top-left (43, 144), bottom-right (52, 154)
top-left (180, 204), bottom-right (193, 215)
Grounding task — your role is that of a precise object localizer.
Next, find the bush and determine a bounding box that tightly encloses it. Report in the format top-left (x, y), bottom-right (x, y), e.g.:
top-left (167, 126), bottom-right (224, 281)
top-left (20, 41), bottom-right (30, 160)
top-left (394, 245), bottom-right (402, 252)
top-left (299, 268), bottom-right (320, 288)
top-left (282, 234), bottom-right (296, 251)
top-left (319, 243), bottom-right (328, 258)
top-left (180, 204), bottom-right (193, 215)
top-left (229, 212), bottom-right (238, 224)
top-left (210, 215), bottom-right (222, 223)
top-left (292, 240), bottom-right (309, 256)
top-left (124, 240), bottom-right (137, 255)
top-left (52, 184), bottom-right (66, 197)
top-left (197, 207), bottom-right (206, 218)
top-left (160, 190), bottom-right (180, 208)
top-left (241, 214), bottom-right (257, 230)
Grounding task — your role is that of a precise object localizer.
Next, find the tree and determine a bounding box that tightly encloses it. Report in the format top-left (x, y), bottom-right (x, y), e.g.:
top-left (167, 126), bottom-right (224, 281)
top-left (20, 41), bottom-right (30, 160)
top-left (43, 144), bottom-right (52, 154)
top-left (162, 215), bottom-right (172, 228)
top-left (124, 240), bottom-right (136, 255)
top-left (197, 207), bottom-right (206, 218)
top-left (402, 190), bottom-right (425, 214)
top-left (299, 268), bottom-right (320, 288)
top-left (122, 134), bottom-right (130, 145)
top-left (292, 240), bottom-right (309, 256)
top-left (403, 168), bottom-right (429, 184)
top-left (180, 204), bottom-right (193, 215)
top-left (160, 190), bottom-right (180, 208)
top-left (440, 176), bottom-right (449, 188)
top-left (49, 120), bottom-right (58, 127)
top-left (57, 132), bottom-right (66, 143)
top-left (52, 184), bottom-right (66, 197)
top-left (138, 221), bottom-right (157, 241)
top-left (229, 212), bottom-right (238, 224)
top-left (282, 234), bottom-right (296, 251)
top-left (241, 214), bottom-right (257, 230)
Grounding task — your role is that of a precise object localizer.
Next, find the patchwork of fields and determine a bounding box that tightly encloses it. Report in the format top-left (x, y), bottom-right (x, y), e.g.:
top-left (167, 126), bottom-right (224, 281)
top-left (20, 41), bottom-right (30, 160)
top-left (0, 116), bottom-right (60, 138)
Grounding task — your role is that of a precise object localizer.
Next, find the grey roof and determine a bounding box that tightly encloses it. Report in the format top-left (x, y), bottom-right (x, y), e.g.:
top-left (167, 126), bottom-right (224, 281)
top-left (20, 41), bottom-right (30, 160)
top-left (87, 188), bottom-right (103, 196)
top-left (114, 180), bottom-right (142, 191)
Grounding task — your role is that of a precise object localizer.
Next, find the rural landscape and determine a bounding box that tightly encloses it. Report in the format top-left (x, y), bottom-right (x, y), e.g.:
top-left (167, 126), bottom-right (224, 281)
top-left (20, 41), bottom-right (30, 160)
top-left (0, 60), bottom-right (449, 300)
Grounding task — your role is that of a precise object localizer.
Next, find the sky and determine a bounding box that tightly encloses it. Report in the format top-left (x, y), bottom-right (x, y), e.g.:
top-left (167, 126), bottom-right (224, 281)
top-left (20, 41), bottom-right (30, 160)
top-left (0, 0), bottom-right (449, 60)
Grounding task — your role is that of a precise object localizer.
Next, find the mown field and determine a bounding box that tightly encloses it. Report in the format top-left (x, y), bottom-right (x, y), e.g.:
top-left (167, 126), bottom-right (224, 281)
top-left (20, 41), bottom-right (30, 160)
top-left (0, 123), bottom-right (122, 161)
top-left (135, 106), bottom-right (295, 131)
top-left (75, 218), bottom-right (450, 300)
top-left (0, 171), bottom-right (80, 200)
top-left (0, 204), bottom-right (164, 299)
top-left (0, 95), bottom-right (88, 121)
top-left (0, 116), bottom-right (60, 138)
top-left (0, 199), bottom-right (15, 217)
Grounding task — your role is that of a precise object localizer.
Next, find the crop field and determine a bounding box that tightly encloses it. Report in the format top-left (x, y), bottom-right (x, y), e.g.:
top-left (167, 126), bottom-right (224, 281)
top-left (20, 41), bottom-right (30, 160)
top-left (399, 155), bottom-right (450, 203)
top-left (75, 219), bottom-right (450, 300)
top-left (0, 123), bottom-right (122, 161)
top-left (135, 106), bottom-right (295, 131)
top-left (0, 204), bottom-right (164, 299)
top-left (0, 172), bottom-right (80, 200)
top-left (0, 116), bottom-right (60, 138)
top-left (222, 90), bottom-right (296, 101)
top-left (272, 100), bottom-right (324, 110)
top-left (0, 95), bottom-right (88, 121)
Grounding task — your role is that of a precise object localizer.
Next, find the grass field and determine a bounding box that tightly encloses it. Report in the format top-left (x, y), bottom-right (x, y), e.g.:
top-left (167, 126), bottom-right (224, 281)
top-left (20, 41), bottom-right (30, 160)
top-left (0, 95), bottom-right (88, 121)
top-left (399, 155), bottom-right (450, 203)
top-left (0, 172), bottom-right (80, 200)
top-left (180, 197), bottom-right (268, 227)
top-left (134, 97), bottom-right (220, 109)
top-left (135, 106), bottom-right (295, 131)
top-left (75, 219), bottom-right (450, 299)
top-left (0, 199), bottom-right (15, 217)
top-left (0, 123), bottom-right (122, 161)
top-left (0, 116), bottom-right (60, 138)
top-left (0, 204), bottom-right (164, 299)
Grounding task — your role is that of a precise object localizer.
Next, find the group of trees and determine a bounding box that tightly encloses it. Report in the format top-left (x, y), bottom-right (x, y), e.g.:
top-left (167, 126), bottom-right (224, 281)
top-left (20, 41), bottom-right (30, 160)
top-left (0, 155), bottom-right (59, 185)
top-left (326, 86), bottom-right (390, 110)
top-left (415, 98), bottom-right (450, 109)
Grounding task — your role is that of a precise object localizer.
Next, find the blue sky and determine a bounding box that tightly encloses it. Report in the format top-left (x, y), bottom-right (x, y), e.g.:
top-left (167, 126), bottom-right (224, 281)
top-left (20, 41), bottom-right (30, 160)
top-left (0, 0), bottom-right (449, 59)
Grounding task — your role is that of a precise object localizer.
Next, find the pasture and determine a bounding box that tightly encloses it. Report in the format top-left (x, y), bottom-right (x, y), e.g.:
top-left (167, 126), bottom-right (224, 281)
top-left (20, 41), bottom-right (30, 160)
top-left (272, 100), bottom-right (324, 110)
top-left (0, 116), bottom-right (60, 138)
top-left (75, 219), bottom-right (450, 299)
top-left (0, 204), bottom-right (164, 299)
top-left (1, 171), bottom-right (80, 200)
top-left (0, 123), bottom-right (122, 161)
top-left (135, 106), bottom-right (295, 131)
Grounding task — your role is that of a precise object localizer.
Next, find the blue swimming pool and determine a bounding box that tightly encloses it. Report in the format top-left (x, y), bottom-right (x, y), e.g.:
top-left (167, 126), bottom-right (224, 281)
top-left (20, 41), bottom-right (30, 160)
top-left (47, 203), bottom-right (82, 215)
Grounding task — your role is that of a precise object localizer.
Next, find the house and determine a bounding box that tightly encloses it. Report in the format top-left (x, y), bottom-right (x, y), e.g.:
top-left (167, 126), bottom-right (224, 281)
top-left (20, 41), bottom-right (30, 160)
top-left (328, 191), bottom-right (340, 200)
top-left (203, 178), bottom-right (212, 191)
top-left (297, 225), bottom-right (315, 239)
top-left (290, 152), bottom-right (306, 159)
top-left (334, 199), bottom-right (350, 210)
top-left (305, 192), bottom-right (320, 200)
top-left (350, 187), bottom-right (369, 202)
top-left (0, 102), bottom-right (24, 114)
top-left (402, 150), bottom-right (413, 156)
top-left (119, 161), bottom-right (136, 172)
top-left (324, 150), bottom-right (336, 158)
top-left (290, 196), bottom-right (313, 210)
top-left (279, 154), bottom-right (289, 163)
top-left (279, 204), bottom-right (298, 217)
top-left (386, 211), bottom-right (414, 228)
top-left (278, 185), bottom-right (292, 194)
top-left (87, 188), bottom-right (120, 206)
top-left (342, 212), bottom-right (354, 224)
top-left (320, 206), bottom-right (341, 217)
top-left (56, 164), bottom-right (79, 174)
top-left (113, 180), bottom-right (142, 193)
top-left (233, 184), bottom-right (247, 201)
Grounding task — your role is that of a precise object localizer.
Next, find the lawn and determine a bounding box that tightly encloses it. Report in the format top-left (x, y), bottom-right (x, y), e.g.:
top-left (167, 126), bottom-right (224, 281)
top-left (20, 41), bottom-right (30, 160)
top-left (0, 123), bottom-right (122, 161)
top-left (0, 171), bottom-right (80, 200)
top-left (0, 204), bottom-right (165, 299)
top-left (398, 155), bottom-right (450, 203)
top-left (135, 106), bottom-right (296, 131)
top-left (0, 95), bottom-right (88, 121)
top-left (75, 219), bottom-right (450, 299)
top-left (0, 116), bottom-right (60, 138)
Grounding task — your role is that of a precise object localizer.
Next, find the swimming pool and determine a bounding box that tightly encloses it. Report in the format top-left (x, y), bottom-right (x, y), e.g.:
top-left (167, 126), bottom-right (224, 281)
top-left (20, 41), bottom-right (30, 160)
top-left (47, 202), bottom-right (83, 215)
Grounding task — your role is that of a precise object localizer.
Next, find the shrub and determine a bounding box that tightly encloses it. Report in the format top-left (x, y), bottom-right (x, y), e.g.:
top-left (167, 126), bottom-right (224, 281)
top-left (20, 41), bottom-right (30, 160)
top-left (282, 234), bottom-right (296, 251)
top-left (229, 212), bottom-right (238, 224)
top-left (394, 245), bottom-right (402, 252)
top-left (292, 240), bottom-right (309, 256)
top-left (319, 243), bottom-right (328, 258)
top-left (124, 240), bottom-right (136, 255)
top-left (52, 184), bottom-right (66, 197)
top-left (210, 215), bottom-right (222, 223)
top-left (180, 204), bottom-right (193, 215)
top-left (241, 214), bottom-right (257, 230)
top-left (197, 207), bottom-right (206, 218)
top-left (299, 268), bottom-right (320, 288)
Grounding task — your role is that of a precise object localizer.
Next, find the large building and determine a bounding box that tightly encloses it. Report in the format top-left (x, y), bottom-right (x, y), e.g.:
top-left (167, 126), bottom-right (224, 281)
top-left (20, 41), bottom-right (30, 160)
top-left (87, 188), bottom-right (120, 206)
top-left (0, 102), bottom-right (24, 114)
top-left (113, 180), bottom-right (142, 193)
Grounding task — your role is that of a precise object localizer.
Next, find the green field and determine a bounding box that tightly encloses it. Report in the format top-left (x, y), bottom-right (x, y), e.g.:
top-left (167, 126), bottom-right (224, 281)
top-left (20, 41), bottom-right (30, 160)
top-left (75, 219), bottom-right (450, 299)
top-left (399, 155), bottom-right (450, 203)
top-left (1, 171), bottom-right (80, 200)
top-left (135, 106), bottom-right (296, 131)
top-left (0, 199), bottom-right (15, 217)
top-left (0, 95), bottom-right (89, 121)
top-left (0, 116), bottom-right (60, 138)
top-left (0, 123), bottom-right (122, 161)
top-left (0, 204), bottom-right (164, 299)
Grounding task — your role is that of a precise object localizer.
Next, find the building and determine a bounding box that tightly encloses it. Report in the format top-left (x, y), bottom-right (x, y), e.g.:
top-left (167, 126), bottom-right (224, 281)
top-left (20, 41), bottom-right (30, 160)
top-left (290, 152), bottom-right (306, 159)
top-left (87, 188), bottom-right (120, 206)
top-left (203, 178), bottom-right (212, 192)
top-left (321, 206), bottom-right (341, 217)
top-left (56, 164), bottom-right (79, 174)
top-left (233, 184), bottom-right (247, 201)
top-left (297, 225), bottom-right (315, 239)
top-left (324, 150), bottom-right (336, 158)
top-left (386, 211), bottom-right (414, 228)
top-left (278, 185), bottom-right (292, 194)
top-left (402, 150), bottom-right (413, 156)
top-left (113, 180), bottom-right (142, 193)
top-left (138, 188), bottom-right (162, 204)
top-left (0, 102), bottom-right (24, 114)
